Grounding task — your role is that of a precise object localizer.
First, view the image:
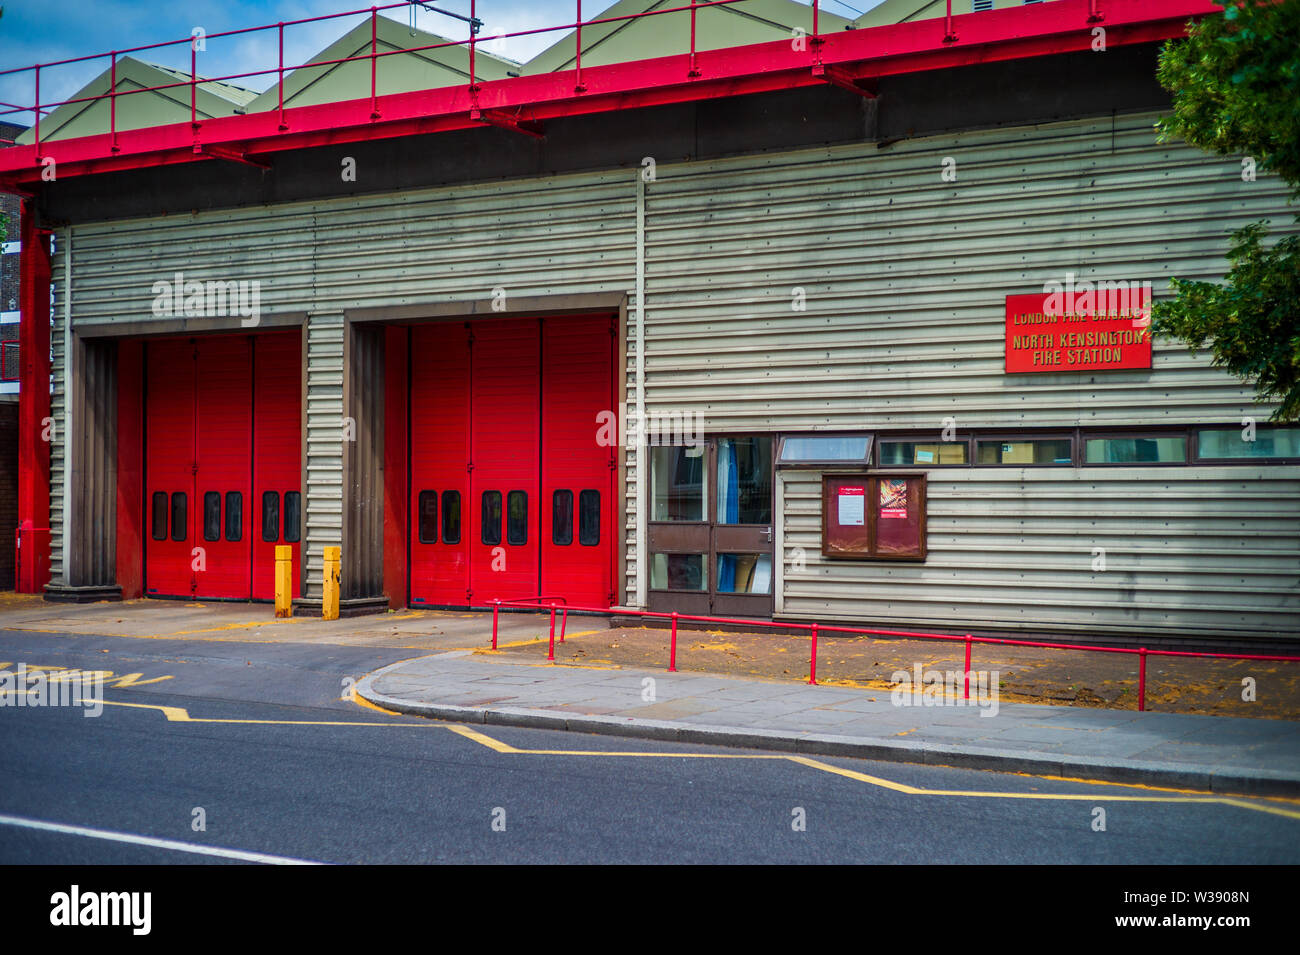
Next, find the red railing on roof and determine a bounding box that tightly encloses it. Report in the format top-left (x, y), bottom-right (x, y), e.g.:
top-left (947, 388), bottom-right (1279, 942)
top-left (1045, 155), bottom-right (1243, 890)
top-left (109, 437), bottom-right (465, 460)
top-left (0, 0), bottom-right (762, 146)
top-left (0, 0), bottom-right (1220, 187)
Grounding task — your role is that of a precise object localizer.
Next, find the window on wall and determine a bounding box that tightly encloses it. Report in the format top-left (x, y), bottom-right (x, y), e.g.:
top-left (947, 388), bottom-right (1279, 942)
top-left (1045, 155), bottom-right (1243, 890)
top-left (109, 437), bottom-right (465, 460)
top-left (869, 426), bottom-right (1296, 470)
top-left (650, 553), bottom-right (707, 591)
top-left (225, 492), bottom-right (242, 542)
top-left (203, 492), bottom-right (221, 542)
top-left (170, 493), bottom-right (187, 542)
top-left (151, 492), bottom-right (168, 541)
top-left (777, 434), bottom-right (872, 468)
top-left (1197, 427), bottom-right (1300, 460)
top-left (717, 554), bottom-right (772, 594)
top-left (284, 492), bottom-right (301, 544)
top-left (481, 491), bottom-right (502, 546)
top-left (578, 490), bottom-right (600, 546)
top-left (879, 440), bottom-right (968, 466)
top-left (506, 491), bottom-right (528, 545)
top-left (441, 491), bottom-right (461, 544)
top-left (552, 490), bottom-right (574, 545)
top-left (262, 491), bottom-right (280, 542)
top-left (650, 445), bottom-right (705, 521)
top-left (1085, 436), bottom-right (1186, 465)
top-left (418, 490), bottom-right (438, 545)
top-left (717, 437), bottom-right (772, 524)
top-left (976, 438), bottom-right (1073, 466)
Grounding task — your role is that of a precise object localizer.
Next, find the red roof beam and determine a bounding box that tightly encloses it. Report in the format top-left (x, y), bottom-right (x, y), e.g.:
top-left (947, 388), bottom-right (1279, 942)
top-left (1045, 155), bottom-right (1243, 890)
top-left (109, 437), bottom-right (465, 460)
top-left (0, 0), bottom-right (1218, 189)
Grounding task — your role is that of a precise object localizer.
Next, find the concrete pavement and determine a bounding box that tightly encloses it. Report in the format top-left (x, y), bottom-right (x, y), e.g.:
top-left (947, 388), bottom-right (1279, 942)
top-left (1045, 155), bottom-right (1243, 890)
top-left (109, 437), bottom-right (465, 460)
top-left (0, 592), bottom-right (571, 650)
top-left (4, 594), bottom-right (1296, 798)
top-left (358, 649), bottom-right (1300, 798)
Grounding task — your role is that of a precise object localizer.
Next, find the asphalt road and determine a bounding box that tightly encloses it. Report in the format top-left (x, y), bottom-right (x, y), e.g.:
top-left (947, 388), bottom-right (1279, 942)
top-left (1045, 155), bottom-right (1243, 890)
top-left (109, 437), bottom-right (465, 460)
top-left (1, 628), bottom-right (1297, 865)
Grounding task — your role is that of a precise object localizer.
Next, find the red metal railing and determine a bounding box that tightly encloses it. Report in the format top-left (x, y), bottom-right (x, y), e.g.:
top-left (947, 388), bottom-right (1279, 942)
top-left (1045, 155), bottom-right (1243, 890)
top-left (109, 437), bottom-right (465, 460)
top-left (493, 601), bottom-right (1300, 712)
top-left (0, 0), bottom-right (1217, 186)
top-left (0, 0), bottom-right (767, 147)
top-left (489, 596), bottom-right (569, 659)
top-left (0, 0), bottom-right (1188, 152)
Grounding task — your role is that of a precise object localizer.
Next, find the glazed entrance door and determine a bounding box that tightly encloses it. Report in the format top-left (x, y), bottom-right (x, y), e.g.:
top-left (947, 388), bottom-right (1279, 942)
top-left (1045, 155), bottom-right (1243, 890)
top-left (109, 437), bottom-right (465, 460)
top-left (647, 436), bottom-right (774, 617)
top-left (711, 437), bottom-right (774, 617)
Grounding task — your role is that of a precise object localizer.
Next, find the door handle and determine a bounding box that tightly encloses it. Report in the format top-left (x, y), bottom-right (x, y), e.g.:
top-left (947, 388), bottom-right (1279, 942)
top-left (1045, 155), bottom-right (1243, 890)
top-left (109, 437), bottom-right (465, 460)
top-left (763, 526), bottom-right (773, 543)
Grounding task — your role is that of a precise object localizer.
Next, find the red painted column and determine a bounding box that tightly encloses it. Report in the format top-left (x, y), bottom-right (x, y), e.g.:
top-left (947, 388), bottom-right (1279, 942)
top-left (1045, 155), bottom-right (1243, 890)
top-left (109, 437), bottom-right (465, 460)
top-left (16, 199), bottom-right (51, 593)
top-left (382, 324), bottom-right (408, 609)
top-left (115, 340), bottom-right (144, 599)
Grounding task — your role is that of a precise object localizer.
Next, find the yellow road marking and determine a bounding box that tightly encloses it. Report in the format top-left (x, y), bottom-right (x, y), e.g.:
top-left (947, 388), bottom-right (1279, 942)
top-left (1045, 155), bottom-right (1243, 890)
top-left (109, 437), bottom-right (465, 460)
top-left (445, 723), bottom-right (783, 758)
top-left (95, 699), bottom-right (428, 726)
top-left (17, 695), bottom-right (1293, 820)
top-left (341, 682), bottom-right (403, 716)
top-left (447, 724), bottom-right (520, 753)
top-left (161, 620), bottom-right (305, 637)
top-left (441, 720), bottom-right (1300, 820)
top-left (479, 629), bottom-right (605, 652)
top-left (479, 638), bottom-right (547, 651)
top-left (96, 700), bottom-right (193, 722)
top-left (1, 661), bottom-right (175, 689)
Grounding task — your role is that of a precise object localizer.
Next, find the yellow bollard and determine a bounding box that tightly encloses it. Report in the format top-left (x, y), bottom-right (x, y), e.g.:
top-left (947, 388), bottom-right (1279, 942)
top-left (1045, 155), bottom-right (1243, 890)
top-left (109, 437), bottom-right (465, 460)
top-left (274, 545), bottom-right (293, 618)
top-left (323, 546), bottom-right (341, 621)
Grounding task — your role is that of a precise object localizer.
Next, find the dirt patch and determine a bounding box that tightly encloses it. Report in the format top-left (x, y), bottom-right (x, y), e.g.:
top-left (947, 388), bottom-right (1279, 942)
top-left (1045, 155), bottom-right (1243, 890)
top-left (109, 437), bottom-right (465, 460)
top-left (487, 626), bottom-right (1300, 720)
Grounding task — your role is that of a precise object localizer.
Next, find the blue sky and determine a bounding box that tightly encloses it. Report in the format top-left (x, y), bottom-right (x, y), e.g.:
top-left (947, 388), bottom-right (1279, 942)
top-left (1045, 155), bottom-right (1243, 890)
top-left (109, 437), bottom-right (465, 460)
top-left (0, 0), bottom-right (881, 127)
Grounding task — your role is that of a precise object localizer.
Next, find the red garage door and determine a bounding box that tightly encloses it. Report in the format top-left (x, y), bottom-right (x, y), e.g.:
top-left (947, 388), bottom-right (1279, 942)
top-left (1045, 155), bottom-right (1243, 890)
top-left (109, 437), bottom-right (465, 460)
top-left (409, 323), bottom-right (471, 605)
top-left (468, 318), bottom-right (541, 604)
top-left (194, 336), bottom-right (253, 598)
top-left (144, 339), bottom-right (200, 599)
top-left (143, 332), bottom-right (301, 600)
top-left (540, 317), bottom-right (616, 608)
top-left (409, 316), bottom-right (614, 609)
top-left (251, 333), bottom-right (303, 601)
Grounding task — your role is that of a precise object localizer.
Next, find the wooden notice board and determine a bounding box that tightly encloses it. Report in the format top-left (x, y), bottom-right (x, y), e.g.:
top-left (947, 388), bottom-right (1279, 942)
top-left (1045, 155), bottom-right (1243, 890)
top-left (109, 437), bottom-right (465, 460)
top-left (822, 473), bottom-right (927, 561)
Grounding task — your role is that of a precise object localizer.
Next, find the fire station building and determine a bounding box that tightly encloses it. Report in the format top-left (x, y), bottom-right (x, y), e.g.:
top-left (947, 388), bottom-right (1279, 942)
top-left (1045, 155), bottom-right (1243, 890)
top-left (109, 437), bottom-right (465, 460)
top-left (3, 0), bottom-right (1297, 648)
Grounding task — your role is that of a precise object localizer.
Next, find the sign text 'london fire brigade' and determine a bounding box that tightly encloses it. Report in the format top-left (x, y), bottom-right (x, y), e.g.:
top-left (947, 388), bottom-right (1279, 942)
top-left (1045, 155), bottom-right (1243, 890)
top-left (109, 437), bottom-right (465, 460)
top-left (1005, 280), bottom-right (1152, 374)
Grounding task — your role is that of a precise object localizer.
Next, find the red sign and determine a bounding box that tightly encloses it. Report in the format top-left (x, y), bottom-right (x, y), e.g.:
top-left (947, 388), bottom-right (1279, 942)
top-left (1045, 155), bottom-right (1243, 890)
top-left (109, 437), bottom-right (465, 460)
top-left (1005, 283), bottom-right (1152, 373)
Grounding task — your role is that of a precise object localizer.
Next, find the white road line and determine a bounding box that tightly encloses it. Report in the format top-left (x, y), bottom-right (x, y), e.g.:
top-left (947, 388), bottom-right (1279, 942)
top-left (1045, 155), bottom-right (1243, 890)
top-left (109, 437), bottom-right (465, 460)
top-left (0, 813), bottom-right (326, 865)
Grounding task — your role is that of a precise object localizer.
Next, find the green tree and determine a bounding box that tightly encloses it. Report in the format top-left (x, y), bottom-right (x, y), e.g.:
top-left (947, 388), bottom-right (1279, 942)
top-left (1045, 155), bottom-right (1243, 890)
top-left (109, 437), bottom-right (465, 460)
top-left (1153, 0), bottom-right (1300, 421)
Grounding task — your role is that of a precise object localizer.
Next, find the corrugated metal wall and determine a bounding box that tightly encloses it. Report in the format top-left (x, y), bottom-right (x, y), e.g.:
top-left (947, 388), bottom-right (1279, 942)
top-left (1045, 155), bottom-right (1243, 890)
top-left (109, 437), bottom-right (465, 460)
top-left (45, 108), bottom-right (1299, 636)
top-left (306, 314), bottom-right (345, 598)
top-left (780, 467), bottom-right (1299, 639)
top-left (640, 111), bottom-right (1294, 431)
top-left (48, 170), bottom-right (636, 597)
top-left (50, 240), bottom-right (67, 587)
top-left (637, 109), bottom-right (1299, 637)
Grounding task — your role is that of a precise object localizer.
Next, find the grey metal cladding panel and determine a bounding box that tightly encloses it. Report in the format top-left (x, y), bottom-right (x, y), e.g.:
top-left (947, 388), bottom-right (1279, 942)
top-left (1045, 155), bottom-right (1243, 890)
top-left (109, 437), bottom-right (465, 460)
top-left (640, 112), bottom-right (1297, 430)
top-left (64, 169), bottom-right (636, 323)
top-left (309, 180), bottom-right (635, 308)
top-left (48, 251), bottom-right (67, 583)
top-left (780, 469), bottom-right (1300, 637)
top-left (303, 314), bottom-right (345, 598)
top-left (68, 205), bottom-right (320, 324)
